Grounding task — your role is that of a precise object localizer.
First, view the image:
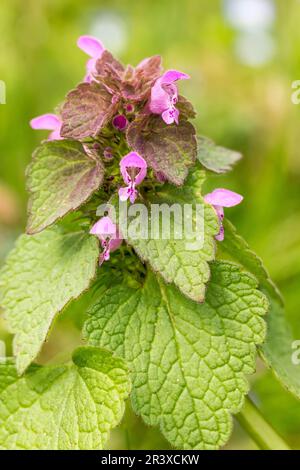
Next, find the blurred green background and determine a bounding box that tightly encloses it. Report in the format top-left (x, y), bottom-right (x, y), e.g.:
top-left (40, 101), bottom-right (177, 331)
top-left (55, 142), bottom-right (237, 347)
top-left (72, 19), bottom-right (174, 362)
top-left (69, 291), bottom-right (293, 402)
top-left (0, 0), bottom-right (300, 450)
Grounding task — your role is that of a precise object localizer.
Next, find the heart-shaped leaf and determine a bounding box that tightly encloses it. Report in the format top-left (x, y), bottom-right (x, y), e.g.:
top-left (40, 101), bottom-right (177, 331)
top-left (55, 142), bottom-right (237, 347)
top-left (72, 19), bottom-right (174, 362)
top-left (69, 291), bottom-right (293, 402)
top-left (0, 347), bottom-right (130, 450)
top-left (127, 114), bottom-right (197, 185)
top-left (27, 140), bottom-right (104, 234)
top-left (61, 82), bottom-right (117, 139)
top-left (0, 227), bottom-right (99, 374)
top-left (84, 262), bottom-right (268, 450)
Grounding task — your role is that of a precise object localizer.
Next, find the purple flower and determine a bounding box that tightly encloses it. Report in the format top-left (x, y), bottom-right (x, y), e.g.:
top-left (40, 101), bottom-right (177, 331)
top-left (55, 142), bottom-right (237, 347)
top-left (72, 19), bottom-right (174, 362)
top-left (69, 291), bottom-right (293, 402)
top-left (125, 103), bottom-right (134, 113)
top-left (204, 188), bottom-right (243, 241)
top-left (30, 114), bottom-right (62, 140)
top-left (90, 216), bottom-right (122, 265)
top-left (119, 152), bottom-right (147, 203)
top-left (149, 70), bottom-right (190, 125)
top-left (77, 35), bottom-right (105, 83)
top-left (112, 114), bottom-right (128, 131)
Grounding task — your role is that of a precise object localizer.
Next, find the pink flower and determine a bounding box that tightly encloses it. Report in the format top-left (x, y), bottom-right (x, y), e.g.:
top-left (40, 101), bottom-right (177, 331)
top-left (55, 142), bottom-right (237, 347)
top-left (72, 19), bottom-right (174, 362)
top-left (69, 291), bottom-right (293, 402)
top-left (30, 114), bottom-right (62, 140)
top-left (204, 189), bottom-right (243, 241)
top-left (119, 152), bottom-right (147, 203)
top-left (90, 216), bottom-right (122, 265)
top-left (112, 114), bottom-right (128, 131)
top-left (77, 35), bottom-right (105, 83)
top-left (149, 70), bottom-right (190, 125)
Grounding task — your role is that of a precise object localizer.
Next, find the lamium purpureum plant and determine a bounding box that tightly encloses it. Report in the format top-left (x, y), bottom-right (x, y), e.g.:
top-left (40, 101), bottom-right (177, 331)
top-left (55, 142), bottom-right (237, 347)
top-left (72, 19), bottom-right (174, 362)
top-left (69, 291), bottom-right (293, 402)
top-left (0, 36), bottom-right (298, 451)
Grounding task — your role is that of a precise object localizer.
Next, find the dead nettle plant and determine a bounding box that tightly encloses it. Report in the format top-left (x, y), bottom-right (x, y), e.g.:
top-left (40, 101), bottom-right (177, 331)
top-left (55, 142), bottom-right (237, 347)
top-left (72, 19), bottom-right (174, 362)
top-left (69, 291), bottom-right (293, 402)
top-left (0, 36), bottom-right (296, 451)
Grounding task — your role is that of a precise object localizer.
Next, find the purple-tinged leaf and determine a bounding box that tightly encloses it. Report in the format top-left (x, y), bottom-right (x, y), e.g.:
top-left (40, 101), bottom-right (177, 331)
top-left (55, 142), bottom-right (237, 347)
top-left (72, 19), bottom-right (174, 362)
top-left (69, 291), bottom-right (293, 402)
top-left (61, 82), bottom-right (117, 139)
top-left (177, 95), bottom-right (197, 119)
top-left (122, 56), bottom-right (162, 102)
top-left (94, 50), bottom-right (124, 94)
top-left (26, 140), bottom-right (105, 234)
top-left (127, 114), bottom-right (197, 185)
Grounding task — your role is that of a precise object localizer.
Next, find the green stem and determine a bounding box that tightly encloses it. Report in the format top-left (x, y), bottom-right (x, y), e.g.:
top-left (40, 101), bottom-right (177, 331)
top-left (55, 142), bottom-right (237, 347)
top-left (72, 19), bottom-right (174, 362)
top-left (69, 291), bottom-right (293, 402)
top-left (236, 396), bottom-right (291, 450)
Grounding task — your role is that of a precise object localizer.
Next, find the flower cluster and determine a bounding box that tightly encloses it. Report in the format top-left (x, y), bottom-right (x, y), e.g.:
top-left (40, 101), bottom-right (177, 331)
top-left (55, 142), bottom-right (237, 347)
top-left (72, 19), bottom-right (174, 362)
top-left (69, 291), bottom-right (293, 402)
top-left (30, 35), bottom-right (243, 264)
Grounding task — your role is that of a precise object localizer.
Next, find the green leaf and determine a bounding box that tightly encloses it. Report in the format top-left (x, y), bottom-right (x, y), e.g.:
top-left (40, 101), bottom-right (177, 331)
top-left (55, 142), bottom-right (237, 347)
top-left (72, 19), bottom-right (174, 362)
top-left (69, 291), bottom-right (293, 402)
top-left (84, 261), bottom-right (268, 450)
top-left (61, 82), bottom-right (117, 139)
top-left (197, 136), bottom-right (242, 174)
top-left (127, 114), bottom-right (197, 185)
top-left (0, 347), bottom-right (131, 450)
top-left (220, 219), bottom-right (283, 303)
top-left (26, 140), bottom-right (105, 234)
top-left (260, 296), bottom-right (300, 400)
top-left (112, 168), bottom-right (219, 302)
top-left (219, 221), bottom-right (300, 401)
top-left (0, 227), bottom-right (99, 374)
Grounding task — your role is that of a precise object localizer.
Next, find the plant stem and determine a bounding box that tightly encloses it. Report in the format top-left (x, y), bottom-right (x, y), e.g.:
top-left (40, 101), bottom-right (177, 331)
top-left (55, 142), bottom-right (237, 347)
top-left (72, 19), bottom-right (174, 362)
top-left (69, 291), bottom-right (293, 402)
top-left (236, 396), bottom-right (291, 450)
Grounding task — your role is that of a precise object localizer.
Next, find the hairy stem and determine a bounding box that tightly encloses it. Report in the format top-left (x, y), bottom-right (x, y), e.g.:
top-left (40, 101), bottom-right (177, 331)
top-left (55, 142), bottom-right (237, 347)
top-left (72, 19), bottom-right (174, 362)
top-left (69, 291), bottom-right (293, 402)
top-left (236, 396), bottom-right (291, 450)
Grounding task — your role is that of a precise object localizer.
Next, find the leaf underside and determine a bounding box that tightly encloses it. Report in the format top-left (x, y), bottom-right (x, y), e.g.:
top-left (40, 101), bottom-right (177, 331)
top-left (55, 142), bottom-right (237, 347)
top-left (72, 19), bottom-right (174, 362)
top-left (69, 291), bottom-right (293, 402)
top-left (84, 261), bottom-right (268, 450)
top-left (0, 347), bottom-right (131, 450)
top-left (0, 227), bottom-right (99, 374)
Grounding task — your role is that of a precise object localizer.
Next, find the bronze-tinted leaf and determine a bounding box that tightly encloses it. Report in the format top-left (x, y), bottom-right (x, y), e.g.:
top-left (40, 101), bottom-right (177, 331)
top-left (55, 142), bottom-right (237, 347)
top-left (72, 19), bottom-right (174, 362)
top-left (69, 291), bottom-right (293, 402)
top-left (177, 95), bottom-right (197, 119)
top-left (127, 114), bottom-right (197, 185)
top-left (94, 50), bottom-right (124, 95)
top-left (122, 56), bottom-right (162, 102)
top-left (61, 82), bottom-right (117, 139)
top-left (26, 140), bottom-right (104, 234)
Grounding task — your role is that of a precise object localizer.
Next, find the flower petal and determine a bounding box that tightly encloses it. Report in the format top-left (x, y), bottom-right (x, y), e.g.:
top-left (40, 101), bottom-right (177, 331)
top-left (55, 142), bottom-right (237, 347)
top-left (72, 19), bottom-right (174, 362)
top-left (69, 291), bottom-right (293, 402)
top-left (214, 205), bottom-right (224, 221)
top-left (118, 187), bottom-right (130, 201)
top-left (77, 35), bottom-right (104, 58)
top-left (215, 224), bottom-right (225, 241)
top-left (49, 129), bottom-right (63, 141)
top-left (149, 69), bottom-right (189, 118)
top-left (162, 108), bottom-right (175, 125)
top-left (109, 234), bottom-right (123, 252)
top-left (129, 191), bottom-right (137, 204)
top-left (90, 216), bottom-right (116, 238)
top-left (160, 69), bottom-right (190, 85)
top-left (162, 107), bottom-right (179, 125)
top-left (204, 189), bottom-right (243, 208)
top-left (30, 114), bottom-right (61, 131)
top-left (120, 152), bottom-right (147, 185)
top-left (149, 82), bottom-right (170, 114)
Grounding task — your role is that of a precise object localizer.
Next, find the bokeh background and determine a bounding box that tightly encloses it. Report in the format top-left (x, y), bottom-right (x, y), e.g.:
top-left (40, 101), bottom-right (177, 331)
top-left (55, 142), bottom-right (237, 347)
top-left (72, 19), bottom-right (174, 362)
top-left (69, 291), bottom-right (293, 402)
top-left (0, 0), bottom-right (300, 450)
